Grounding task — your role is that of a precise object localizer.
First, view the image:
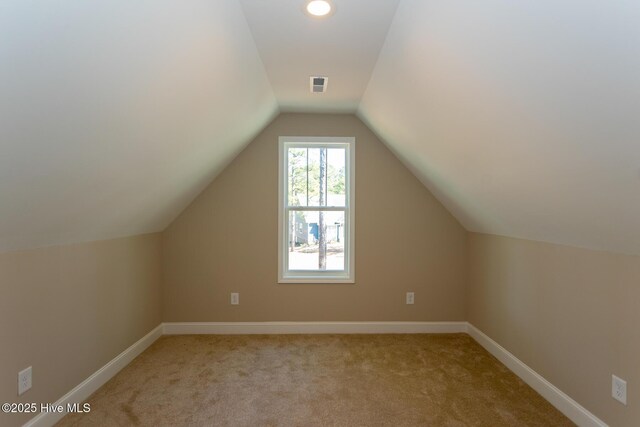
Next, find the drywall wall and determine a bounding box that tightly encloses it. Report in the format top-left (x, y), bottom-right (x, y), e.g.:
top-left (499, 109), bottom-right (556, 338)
top-left (0, 233), bottom-right (162, 427)
top-left (162, 113), bottom-right (467, 321)
top-left (468, 232), bottom-right (640, 426)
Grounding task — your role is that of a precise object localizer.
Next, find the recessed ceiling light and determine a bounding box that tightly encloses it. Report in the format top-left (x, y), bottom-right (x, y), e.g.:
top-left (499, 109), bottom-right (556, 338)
top-left (306, 0), bottom-right (332, 17)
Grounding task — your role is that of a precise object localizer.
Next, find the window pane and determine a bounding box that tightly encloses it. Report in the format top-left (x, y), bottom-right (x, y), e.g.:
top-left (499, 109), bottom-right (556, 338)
top-left (307, 148), bottom-right (320, 206)
top-left (287, 147), bottom-right (346, 208)
top-left (287, 210), bottom-right (345, 271)
top-left (288, 148), bottom-right (307, 206)
top-left (327, 148), bottom-right (346, 207)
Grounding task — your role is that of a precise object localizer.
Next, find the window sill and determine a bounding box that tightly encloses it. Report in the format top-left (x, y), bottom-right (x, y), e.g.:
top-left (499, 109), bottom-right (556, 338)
top-left (278, 277), bottom-right (355, 284)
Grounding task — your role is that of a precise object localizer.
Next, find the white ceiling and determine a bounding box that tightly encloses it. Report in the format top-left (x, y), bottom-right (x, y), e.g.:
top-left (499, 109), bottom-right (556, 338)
top-left (0, 0), bottom-right (277, 252)
top-left (240, 0), bottom-right (399, 113)
top-left (359, 0), bottom-right (640, 255)
top-left (2, 0), bottom-right (640, 255)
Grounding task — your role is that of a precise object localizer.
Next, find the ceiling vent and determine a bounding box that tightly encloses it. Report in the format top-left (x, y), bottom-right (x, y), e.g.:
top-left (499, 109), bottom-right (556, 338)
top-left (310, 76), bottom-right (328, 93)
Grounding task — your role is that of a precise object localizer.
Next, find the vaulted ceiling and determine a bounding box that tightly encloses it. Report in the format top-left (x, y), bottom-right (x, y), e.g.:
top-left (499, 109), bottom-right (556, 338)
top-left (2, 0), bottom-right (640, 255)
top-left (239, 0), bottom-right (399, 113)
top-left (0, 0), bottom-right (277, 251)
top-left (359, 0), bottom-right (640, 255)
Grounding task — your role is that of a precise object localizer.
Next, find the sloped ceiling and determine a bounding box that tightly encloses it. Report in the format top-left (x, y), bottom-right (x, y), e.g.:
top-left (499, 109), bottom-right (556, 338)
top-left (359, 0), bottom-right (640, 255)
top-left (0, 0), bottom-right (277, 252)
top-left (240, 0), bottom-right (399, 113)
top-left (3, 0), bottom-right (640, 256)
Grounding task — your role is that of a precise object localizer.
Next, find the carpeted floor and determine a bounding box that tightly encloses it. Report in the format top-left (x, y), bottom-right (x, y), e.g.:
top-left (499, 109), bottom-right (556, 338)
top-left (57, 334), bottom-right (573, 426)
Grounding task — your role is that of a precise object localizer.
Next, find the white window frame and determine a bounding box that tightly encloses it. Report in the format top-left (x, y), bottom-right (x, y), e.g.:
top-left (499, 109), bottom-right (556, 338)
top-left (278, 136), bottom-right (355, 284)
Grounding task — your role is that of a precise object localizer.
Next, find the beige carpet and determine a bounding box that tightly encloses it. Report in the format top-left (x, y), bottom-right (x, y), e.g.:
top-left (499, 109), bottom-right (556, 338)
top-left (57, 334), bottom-right (573, 426)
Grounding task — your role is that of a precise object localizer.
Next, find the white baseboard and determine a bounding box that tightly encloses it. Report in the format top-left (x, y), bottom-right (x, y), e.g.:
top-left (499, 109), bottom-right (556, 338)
top-left (162, 321), bottom-right (468, 335)
top-left (24, 324), bottom-right (163, 427)
top-left (467, 323), bottom-right (607, 427)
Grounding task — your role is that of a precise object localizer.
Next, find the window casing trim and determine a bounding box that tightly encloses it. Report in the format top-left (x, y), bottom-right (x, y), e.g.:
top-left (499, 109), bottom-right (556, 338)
top-left (278, 136), bottom-right (355, 284)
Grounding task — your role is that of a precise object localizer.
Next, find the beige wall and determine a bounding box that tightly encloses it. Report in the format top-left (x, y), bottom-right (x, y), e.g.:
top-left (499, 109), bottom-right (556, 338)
top-left (0, 233), bottom-right (162, 427)
top-left (468, 232), bottom-right (640, 426)
top-left (162, 113), bottom-right (468, 321)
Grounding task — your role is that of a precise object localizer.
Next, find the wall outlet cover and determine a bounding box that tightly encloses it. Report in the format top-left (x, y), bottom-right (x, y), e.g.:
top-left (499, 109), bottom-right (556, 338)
top-left (18, 366), bottom-right (32, 395)
top-left (612, 374), bottom-right (627, 405)
top-left (406, 292), bottom-right (415, 305)
top-left (231, 293), bottom-right (239, 305)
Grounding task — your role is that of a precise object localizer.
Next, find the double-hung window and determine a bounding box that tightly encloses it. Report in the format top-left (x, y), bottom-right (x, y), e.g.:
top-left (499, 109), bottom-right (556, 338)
top-left (278, 137), bottom-right (355, 283)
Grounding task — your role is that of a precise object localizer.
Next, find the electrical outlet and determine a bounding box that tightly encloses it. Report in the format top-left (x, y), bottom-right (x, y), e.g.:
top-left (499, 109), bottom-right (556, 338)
top-left (612, 374), bottom-right (627, 405)
top-left (230, 293), bottom-right (239, 305)
top-left (406, 292), bottom-right (415, 305)
top-left (18, 366), bottom-right (32, 395)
